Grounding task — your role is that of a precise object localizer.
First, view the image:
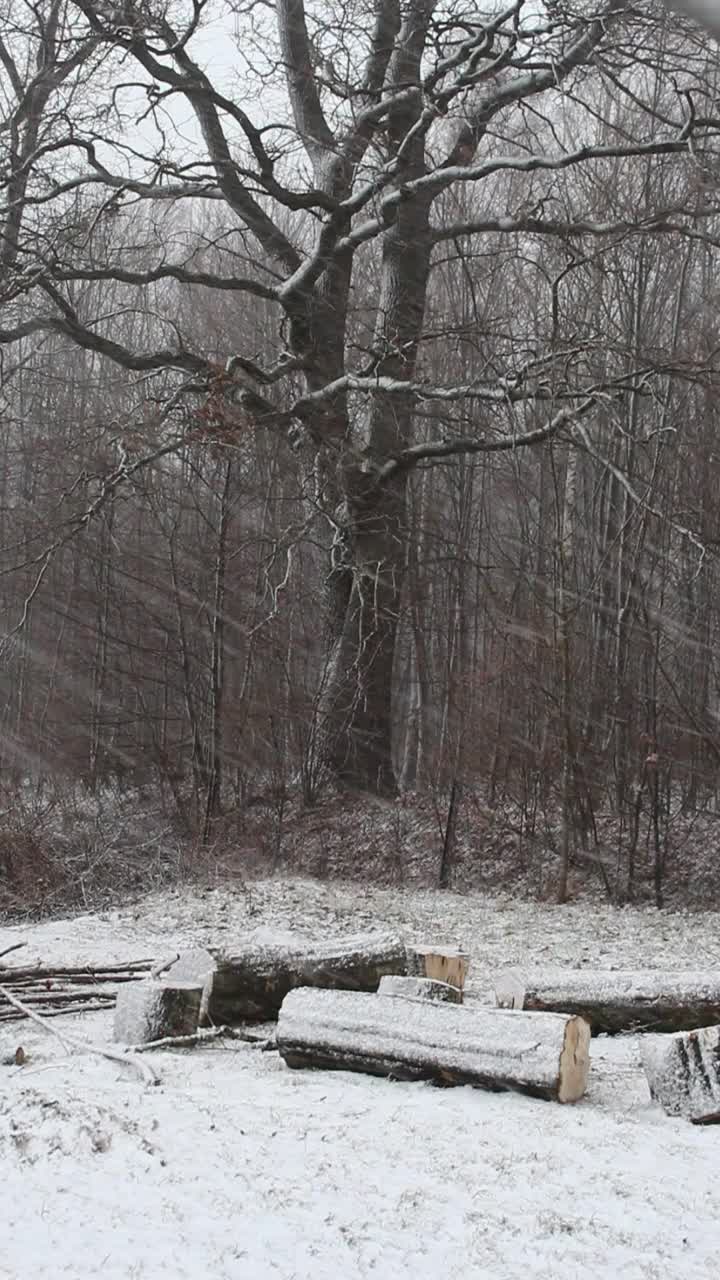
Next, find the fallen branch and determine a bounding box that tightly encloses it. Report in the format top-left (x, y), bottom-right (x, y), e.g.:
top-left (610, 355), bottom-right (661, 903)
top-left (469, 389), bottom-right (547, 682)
top-left (0, 957), bottom-right (154, 1022)
top-left (130, 1025), bottom-right (272, 1053)
top-left (0, 983), bottom-right (159, 1086)
top-left (0, 959), bottom-right (153, 982)
top-left (151, 953), bottom-right (180, 979)
top-left (0, 942), bottom-right (27, 961)
top-left (0, 999), bottom-right (113, 1022)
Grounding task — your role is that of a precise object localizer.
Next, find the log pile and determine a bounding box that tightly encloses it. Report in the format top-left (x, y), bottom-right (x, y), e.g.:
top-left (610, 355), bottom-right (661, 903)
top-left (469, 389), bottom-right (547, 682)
top-left (277, 987), bottom-right (591, 1102)
top-left (0, 958), bottom-right (153, 1022)
top-left (9, 931), bottom-right (720, 1124)
top-left (494, 968), bottom-right (720, 1034)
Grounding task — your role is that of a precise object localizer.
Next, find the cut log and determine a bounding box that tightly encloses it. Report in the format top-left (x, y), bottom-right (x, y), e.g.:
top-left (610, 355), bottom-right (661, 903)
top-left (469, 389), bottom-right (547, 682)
top-left (277, 988), bottom-right (590, 1103)
top-left (113, 980), bottom-right (204, 1045)
top-left (409, 946), bottom-right (469, 991)
top-left (494, 968), bottom-right (720, 1034)
top-left (164, 933), bottom-right (410, 1024)
top-left (641, 1028), bottom-right (720, 1124)
top-left (161, 948), bottom-right (216, 1024)
top-left (378, 975), bottom-right (462, 1004)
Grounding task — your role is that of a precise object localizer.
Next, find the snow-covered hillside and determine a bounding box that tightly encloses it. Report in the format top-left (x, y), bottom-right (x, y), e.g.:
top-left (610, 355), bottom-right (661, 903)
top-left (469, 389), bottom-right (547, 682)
top-left (2, 879), bottom-right (719, 1279)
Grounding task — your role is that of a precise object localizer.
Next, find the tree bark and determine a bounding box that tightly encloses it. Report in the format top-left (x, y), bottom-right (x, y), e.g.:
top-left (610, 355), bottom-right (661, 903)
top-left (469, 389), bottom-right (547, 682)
top-left (321, 470), bottom-right (408, 794)
top-left (277, 988), bottom-right (591, 1102)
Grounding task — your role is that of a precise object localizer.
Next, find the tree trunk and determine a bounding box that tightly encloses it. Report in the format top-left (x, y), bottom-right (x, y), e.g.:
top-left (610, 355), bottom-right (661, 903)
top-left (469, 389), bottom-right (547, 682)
top-left (165, 932), bottom-right (410, 1024)
top-left (495, 968), bottom-right (720, 1034)
top-left (202, 456), bottom-right (232, 843)
top-left (321, 470), bottom-right (407, 794)
top-left (277, 988), bottom-right (591, 1102)
top-left (311, 14), bottom-right (433, 795)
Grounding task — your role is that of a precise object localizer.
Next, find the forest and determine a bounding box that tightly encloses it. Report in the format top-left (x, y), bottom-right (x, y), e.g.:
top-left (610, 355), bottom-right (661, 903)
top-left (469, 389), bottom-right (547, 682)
top-left (2, 0), bottom-right (720, 908)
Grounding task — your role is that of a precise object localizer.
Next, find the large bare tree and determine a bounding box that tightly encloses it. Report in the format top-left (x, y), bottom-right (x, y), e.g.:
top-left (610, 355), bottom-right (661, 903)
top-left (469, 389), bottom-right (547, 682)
top-left (2, 0), bottom-right (720, 797)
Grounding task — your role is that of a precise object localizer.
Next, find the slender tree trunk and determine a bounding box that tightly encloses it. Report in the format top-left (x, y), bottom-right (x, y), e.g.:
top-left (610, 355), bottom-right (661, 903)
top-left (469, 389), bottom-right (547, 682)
top-left (89, 502), bottom-right (114, 790)
top-left (556, 442), bottom-right (579, 904)
top-left (202, 458), bottom-right (232, 842)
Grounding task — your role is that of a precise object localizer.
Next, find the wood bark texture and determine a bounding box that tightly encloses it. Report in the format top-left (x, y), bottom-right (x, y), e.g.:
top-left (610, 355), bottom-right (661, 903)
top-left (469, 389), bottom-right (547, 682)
top-left (494, 968), bottom-right (720, 1034)
top-left (277, 988), bottom-right (591, 1102)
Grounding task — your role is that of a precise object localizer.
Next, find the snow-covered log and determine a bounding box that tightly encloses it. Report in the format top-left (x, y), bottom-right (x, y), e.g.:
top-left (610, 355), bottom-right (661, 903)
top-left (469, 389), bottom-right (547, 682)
top-left (641, 1028), bottom-right (720, 1124)
top-left (114, 980), bottom-right (204, 1045)
top-left (165, 933), bottom-right (410, 1024)
top-left (408, 946), bottom-right (469, 991)
top-left (277, 988), bottom-right (591, 1102)
top-left (378, 975), bottom-right (462, 1004)
top-left (494, 969), bottom-right (720, 1034)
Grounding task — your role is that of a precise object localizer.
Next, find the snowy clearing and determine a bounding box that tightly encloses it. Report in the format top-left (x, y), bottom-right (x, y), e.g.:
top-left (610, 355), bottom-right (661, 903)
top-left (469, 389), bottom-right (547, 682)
top-left (2, 878), bottom-right (720, 1279)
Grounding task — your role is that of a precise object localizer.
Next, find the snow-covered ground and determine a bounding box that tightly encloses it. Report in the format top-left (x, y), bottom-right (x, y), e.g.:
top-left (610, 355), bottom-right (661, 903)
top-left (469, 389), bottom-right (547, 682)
top-left (2, 878), bottom-right (719, 1279)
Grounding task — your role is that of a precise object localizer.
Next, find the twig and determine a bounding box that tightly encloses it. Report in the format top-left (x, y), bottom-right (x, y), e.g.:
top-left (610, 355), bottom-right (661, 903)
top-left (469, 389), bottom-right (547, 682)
top-left (0, 999), bottom-right (113, 1022)
top-left (0, 983), bottom-right (159, 1086)
top-left (151, 952), bottom-right (180, 979)
top-left (0, 941), bottom-right (27, 961)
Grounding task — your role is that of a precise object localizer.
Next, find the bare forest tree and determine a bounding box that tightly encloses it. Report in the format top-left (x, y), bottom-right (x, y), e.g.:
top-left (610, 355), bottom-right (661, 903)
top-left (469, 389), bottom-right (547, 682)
top-left (3, 0), bottom-right (720, 898)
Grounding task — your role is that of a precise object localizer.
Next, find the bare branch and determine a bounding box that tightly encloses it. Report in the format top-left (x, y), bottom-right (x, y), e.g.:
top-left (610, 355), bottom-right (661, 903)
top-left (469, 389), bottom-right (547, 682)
top-left (377, 395), bottom-right (600, 480)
